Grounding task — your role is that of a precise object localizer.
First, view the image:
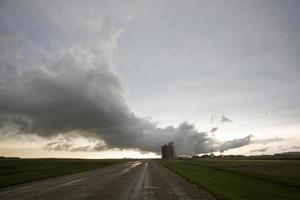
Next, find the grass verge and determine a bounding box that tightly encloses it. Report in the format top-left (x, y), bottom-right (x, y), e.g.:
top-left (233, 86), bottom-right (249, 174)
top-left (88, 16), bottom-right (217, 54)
top-left (159, 160), bottom-right (300, 200)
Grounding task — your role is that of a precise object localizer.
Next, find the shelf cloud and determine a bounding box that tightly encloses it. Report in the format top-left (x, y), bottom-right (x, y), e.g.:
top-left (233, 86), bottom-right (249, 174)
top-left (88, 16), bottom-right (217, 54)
top-left (1, 1), bottom-right (297, 156)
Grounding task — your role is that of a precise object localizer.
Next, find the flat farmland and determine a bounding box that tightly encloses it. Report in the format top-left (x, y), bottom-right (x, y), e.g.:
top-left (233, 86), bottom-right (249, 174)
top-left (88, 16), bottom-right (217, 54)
top-left (0, 160), bottom-right (215, 200)
top-left (0, 158), bottom-right (129, 188)
top-left (159, 159), bottom-right (300, 200)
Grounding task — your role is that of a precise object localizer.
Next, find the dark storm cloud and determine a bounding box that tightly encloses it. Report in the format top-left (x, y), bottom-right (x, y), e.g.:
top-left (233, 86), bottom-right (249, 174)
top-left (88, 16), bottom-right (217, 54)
top-left (42, 122), bottom-right (253, 155)
top-left (0, 1), bottom-right (266, 155)
top-left (210, 127), bottom-right (218, 133)
top-left (218, 135), bottom-right (252, 151)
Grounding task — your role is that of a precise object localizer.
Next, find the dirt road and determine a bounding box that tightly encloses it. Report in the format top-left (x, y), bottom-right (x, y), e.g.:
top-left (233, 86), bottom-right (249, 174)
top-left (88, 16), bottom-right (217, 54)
top-left (0, 160), bottom-right (215, 200)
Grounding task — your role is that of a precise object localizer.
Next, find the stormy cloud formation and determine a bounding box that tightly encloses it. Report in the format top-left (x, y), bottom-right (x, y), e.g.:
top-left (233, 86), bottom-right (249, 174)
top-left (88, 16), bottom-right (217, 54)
top-left (1, 1), bottom-right (300, 157)
top-left (0, 1), bottom-right (255, 155)
top-left (210, 127), bottom-right (218, 133)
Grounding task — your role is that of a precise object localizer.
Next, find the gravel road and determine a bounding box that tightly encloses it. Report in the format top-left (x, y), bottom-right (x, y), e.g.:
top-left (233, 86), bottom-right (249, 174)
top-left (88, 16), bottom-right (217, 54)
top-left (0, 160), bottom-right (215, 200)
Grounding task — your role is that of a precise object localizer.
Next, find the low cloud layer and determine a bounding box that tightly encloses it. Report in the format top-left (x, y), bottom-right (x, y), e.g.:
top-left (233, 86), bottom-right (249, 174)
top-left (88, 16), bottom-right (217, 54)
top-left (0, 1), bottom-right (285, 156)
top-left (219, 135), bottom-right (252, 152)
top-left (250, 147), bottom-right (268, 153)
top-left (41, 123), bottom-right (253, 155)
top-left (252, 137), bottom-right (284, 144)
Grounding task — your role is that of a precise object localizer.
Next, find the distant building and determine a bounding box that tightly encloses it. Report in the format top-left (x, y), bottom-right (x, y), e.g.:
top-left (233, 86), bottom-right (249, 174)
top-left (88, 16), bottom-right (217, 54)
top-left (209, 148), bottom-right (215, 157)
top-left (161, 141), bottom-right (175, 159)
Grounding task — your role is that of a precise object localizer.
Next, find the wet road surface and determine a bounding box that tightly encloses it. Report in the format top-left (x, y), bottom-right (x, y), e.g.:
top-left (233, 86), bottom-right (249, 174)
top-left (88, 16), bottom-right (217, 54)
top-left (0, 160), bottom-right (215, 200)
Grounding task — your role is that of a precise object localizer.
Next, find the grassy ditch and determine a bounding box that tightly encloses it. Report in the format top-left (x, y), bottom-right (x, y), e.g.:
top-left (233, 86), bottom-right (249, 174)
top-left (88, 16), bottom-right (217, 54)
top-left (159, 159), bottom-right (300, 200)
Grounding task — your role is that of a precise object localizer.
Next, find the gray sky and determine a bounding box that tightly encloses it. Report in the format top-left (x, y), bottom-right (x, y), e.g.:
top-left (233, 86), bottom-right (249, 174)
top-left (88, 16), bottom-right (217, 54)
top-left (116, 0), bottom-right (300, 140)
top-left (117, 1), bottom-right (300, 123)
top-left (0, 0), bottom-right (300, 158)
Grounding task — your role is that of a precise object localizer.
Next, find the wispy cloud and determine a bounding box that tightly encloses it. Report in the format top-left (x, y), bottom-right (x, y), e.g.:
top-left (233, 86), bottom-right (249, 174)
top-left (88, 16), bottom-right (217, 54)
top-left (221, 115), bottom-right (233, 123)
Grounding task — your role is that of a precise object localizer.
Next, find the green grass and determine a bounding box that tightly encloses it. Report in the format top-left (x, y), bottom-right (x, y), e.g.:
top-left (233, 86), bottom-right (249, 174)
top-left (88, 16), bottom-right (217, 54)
top-left (0, 158), bottom-right (130, 188)
top-left (159, 159), bottom-right (300, 200)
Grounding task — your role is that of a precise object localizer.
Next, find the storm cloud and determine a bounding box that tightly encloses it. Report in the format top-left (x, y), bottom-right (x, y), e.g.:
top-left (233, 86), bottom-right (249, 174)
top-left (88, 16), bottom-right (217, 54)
top-left (210, 127), bottom-right (218, 133)
top-left (218, 135), bottom-right (252, 152)
top-left (1, 1), bottom-right (296, 156)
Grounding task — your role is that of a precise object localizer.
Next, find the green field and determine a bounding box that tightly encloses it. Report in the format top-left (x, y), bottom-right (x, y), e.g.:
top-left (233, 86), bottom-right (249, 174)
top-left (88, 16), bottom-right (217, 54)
top-left (159, 159), bottom-right (300, 200)
top-left (0, 158), bottom-right (129, 188)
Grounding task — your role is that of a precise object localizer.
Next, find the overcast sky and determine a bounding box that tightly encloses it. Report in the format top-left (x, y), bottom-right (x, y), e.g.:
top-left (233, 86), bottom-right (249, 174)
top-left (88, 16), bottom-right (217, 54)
top-left (0, 0), bottom-right (300, 158)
